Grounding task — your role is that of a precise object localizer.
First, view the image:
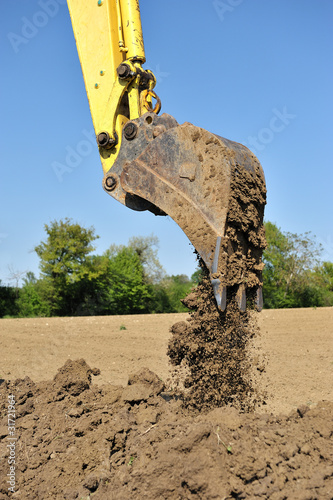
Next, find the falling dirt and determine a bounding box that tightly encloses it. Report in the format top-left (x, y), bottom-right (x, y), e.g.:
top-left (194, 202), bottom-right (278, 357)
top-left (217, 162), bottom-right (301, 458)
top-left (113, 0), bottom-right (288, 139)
top-left (167, 261), bottom-right (264, 412)
top-left (165, 133), bottom-right (267, 413)
top-left (0, 359), bottom-right (332, 499)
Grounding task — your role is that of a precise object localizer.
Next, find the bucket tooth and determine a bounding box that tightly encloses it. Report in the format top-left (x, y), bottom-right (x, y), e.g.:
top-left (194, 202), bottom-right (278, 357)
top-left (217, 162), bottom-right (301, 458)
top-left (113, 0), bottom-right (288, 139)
top-left (256, 287), bottom-right (263, 312)
top-left (211, 279), bottom-right (227, 311)
top-left (220, 286), bottom-right (227, 312)
top-left (236, 284), bottom-right (246, 312)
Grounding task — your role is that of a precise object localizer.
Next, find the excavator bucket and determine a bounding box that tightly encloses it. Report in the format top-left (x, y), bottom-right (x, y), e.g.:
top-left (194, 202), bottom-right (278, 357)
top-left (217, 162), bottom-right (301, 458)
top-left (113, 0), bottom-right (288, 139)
top-left (66, 0), bottom-right (266, 312)
top-left (102, 112), bottom-right (267, 312)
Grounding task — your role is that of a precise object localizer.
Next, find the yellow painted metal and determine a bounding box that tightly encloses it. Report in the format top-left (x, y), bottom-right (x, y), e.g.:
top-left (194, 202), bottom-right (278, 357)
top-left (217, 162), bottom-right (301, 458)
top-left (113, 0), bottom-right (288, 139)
top-left (127, 75), bottom-right (142, 120)
top-left (67, 0), bottom-right (147, 174)
top-left (120, 0), bottom-right (146, 61)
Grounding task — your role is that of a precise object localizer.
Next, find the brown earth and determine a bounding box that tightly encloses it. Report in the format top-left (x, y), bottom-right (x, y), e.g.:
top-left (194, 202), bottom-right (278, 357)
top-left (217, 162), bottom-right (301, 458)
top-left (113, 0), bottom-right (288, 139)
top-left (0, 307), bottom-right (332, 499)
top-left (167, 265), bottom-right (264, 412)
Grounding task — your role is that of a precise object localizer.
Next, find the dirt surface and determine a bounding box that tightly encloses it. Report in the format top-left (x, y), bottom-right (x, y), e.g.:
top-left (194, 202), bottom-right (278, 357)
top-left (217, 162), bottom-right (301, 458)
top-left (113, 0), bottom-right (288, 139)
top-left (0, 308), bottom-right (332, 498)
top-left (1, 308), bottom-right (332, 415)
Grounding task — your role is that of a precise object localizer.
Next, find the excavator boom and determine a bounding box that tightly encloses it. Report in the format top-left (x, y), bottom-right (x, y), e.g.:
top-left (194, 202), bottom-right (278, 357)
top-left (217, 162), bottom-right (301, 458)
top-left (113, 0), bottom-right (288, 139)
top-left (67, 0), bottom-right (266, 311)
top-left (67, 0), bottom-right (159, 174)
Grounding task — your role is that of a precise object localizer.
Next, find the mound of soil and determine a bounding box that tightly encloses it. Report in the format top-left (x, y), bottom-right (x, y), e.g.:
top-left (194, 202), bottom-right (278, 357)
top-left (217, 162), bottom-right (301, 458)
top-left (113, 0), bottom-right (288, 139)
top-left (0, 359), bottom-right (332, 499)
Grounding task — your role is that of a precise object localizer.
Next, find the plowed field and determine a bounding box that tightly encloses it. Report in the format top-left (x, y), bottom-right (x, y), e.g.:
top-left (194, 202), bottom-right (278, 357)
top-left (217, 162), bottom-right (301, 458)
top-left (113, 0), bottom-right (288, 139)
top-left (0, 307), bottom-right (332, 498)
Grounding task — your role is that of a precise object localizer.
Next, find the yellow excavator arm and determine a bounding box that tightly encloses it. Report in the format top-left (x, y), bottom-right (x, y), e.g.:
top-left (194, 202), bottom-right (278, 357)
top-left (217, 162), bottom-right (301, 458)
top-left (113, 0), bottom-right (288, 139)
top-left (67, 0), bottom-right (267, 312)
top-left (67, 0), bottom-right (160, 173)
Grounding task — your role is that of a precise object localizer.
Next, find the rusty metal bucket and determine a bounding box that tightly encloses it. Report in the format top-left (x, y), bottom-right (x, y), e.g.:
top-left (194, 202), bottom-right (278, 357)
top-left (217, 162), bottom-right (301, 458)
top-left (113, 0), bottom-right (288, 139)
top-left (102, 112), bottom-right (266, 311)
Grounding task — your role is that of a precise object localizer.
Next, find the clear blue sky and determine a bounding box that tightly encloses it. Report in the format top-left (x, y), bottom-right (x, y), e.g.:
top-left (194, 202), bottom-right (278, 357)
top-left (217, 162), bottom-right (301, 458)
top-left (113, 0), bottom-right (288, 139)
top-left (1, 0), bottom-right (333, 285)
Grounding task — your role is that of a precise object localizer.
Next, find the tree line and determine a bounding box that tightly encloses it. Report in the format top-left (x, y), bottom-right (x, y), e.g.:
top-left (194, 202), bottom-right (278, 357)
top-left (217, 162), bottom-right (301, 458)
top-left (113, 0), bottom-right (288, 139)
top-left (263, 221), bottom-right (333, 308)
top-left (0, 219), bottom-right (332, 318)
top-left (0, 219), bottom-right (199, 318)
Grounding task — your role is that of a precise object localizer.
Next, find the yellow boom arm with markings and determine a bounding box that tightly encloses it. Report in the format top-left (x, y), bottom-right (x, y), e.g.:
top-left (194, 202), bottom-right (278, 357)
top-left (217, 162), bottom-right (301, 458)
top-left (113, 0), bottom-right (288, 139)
top-left (67, 0), bottom-right (267, 312)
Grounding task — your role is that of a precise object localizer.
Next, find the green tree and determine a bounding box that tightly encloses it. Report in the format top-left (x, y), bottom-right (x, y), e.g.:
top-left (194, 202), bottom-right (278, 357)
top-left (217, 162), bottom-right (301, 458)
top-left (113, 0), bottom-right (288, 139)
top-left (311, 261), bottom-right (333, 306)
top-left (157, 274), bottom-right (193, 313)
top-left (263, 221), bottom-right (323, 308)
top-left (128, 235), bottom-right (166, 284)
top-left (190, 267), bottom-right (204, 285)
top-left (101, 246), bottom-right (152, 314)
top-left (34, 218), bottom-right (99, 315)
top-left (0, 280), bottom-right (19, 318)
top-left (147, 283), bottom-right (173, 313)
top-left (16, 272), bottom-right (51, 317)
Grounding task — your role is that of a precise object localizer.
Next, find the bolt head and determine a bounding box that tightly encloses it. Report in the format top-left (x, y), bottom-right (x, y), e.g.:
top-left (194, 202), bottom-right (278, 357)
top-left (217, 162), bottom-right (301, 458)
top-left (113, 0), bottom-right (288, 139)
top-left (97, 132), bottom-right (108, 147)
top-left (97, 131), bottom-right (117, 149)
top-left (117, 63), bottom-right (131, 79)
top-left (124, 122), bottom-right (138, 140)
top-left (104, 175), bottom-right (117, 191)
